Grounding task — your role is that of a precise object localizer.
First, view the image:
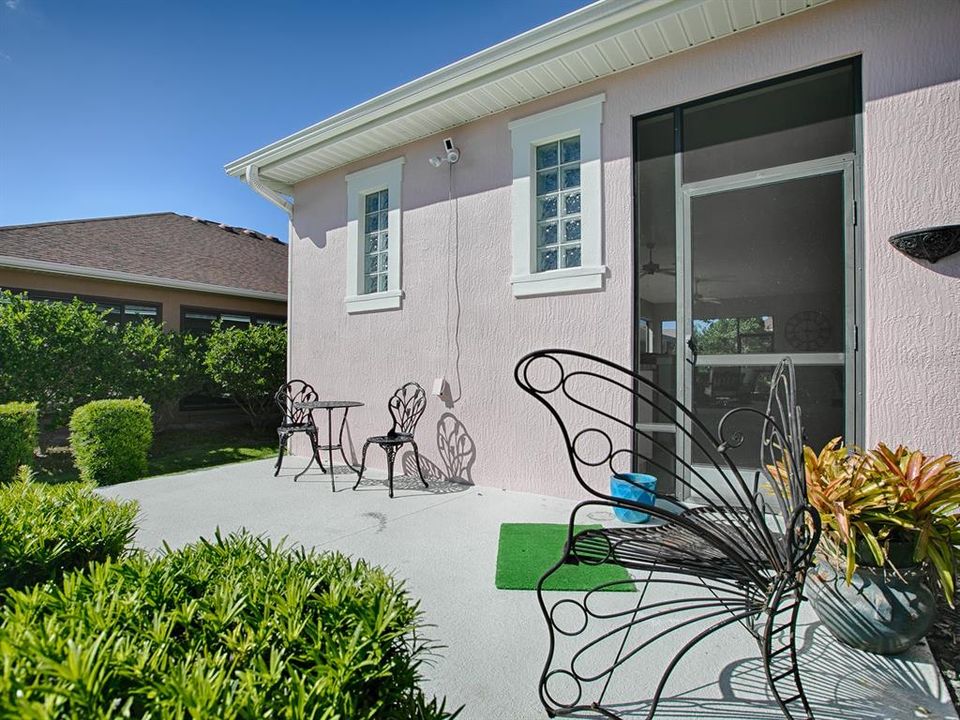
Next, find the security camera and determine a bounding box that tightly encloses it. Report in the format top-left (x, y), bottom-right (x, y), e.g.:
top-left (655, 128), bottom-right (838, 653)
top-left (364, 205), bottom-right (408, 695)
top-left (428, 138), bottom-right (461, 166)
top-left (443, 138), bottom-right (460, 164)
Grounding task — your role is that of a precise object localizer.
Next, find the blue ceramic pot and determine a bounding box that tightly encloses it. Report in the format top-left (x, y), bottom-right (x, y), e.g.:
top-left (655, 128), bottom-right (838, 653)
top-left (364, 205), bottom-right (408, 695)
top-left (807, 559), bottom-right (936, 655)
top-left (609, 473), bottom-right (656, 524)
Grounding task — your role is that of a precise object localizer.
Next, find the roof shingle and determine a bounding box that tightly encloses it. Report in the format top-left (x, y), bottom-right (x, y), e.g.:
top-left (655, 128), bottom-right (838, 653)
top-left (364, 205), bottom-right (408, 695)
top-left (0, 212), bottom-right (287, 295)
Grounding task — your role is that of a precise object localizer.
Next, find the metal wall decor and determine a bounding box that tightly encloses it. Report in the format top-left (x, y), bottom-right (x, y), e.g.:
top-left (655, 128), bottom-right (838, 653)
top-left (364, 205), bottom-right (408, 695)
top-left (515, 349), bottom-right (821, 719)
top-left (888, 224), bottom-right (960, 263)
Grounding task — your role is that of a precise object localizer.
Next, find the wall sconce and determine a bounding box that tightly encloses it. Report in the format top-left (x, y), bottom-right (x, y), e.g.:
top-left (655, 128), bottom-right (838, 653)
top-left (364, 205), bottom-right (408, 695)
top-left (888, 224), bottom-right (960, 263)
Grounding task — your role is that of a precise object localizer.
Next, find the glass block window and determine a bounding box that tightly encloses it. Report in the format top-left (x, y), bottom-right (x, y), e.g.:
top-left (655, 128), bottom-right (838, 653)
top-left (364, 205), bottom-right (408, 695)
top-left (535, 135), bottom-right (581, 272)
top-left (362, 189), bottom-right (390, 294)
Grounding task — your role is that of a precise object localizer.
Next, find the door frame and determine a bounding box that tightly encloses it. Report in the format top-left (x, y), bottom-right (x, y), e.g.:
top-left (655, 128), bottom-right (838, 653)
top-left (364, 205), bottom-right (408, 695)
top-left (675, 154), bottom-right (857, 495)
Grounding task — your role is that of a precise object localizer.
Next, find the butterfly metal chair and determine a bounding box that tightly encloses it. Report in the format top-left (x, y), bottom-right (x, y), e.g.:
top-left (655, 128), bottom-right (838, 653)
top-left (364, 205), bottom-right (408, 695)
top-left (514, 349), bottom-right (820, 719)
top-left (353, 382), bottom-right (429, 498)
top-left (274, 379), bottom-right (324, 477)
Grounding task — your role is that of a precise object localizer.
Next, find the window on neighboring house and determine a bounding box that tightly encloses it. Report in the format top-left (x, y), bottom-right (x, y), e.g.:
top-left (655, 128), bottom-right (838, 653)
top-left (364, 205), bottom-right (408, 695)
top-left (122, 304), bottom-right (159, 323)
top-left (362, 189), bottom-right (390, 294)
top-left (178, 307), bottom-right (285, 411)
top-left (344, 157), bottom-right (404, 313)
top-left (0, 287), bottom-right (161, 325)
top-left (509, 94), bottom-right (605, 297)
top-left (535, 135), bottom-right (582, 272)
top-left (180, 308), bottom-right (284, 335)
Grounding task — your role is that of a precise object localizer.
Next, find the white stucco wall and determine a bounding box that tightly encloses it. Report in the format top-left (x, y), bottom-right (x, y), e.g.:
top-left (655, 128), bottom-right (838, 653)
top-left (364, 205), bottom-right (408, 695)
top-left (288, 0), bottom-right (960, 498)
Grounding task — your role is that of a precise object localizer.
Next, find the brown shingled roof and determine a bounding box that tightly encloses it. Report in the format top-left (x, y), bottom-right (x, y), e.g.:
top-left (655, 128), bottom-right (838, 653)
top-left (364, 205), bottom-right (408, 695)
top-left (0, 212), bottom-right (287, 295)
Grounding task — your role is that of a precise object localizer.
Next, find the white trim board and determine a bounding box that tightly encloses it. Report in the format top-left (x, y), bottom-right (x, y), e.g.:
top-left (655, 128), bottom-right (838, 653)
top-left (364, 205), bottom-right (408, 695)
top-left (509, 93), bottom-right (605, 297)
top-left (0, 255), bottom-right (287, 302)
top-left (344, 157), bottom-right (405, 314)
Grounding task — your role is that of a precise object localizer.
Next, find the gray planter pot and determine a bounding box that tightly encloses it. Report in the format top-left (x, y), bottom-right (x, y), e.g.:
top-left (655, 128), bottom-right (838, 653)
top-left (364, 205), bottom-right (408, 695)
top-left (807, 559), bottom-right (936, 655)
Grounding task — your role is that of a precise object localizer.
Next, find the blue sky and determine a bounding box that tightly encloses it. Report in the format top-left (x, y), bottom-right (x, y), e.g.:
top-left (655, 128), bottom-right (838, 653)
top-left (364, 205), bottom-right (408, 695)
top-left (0, 0), bottom-right (587, 240)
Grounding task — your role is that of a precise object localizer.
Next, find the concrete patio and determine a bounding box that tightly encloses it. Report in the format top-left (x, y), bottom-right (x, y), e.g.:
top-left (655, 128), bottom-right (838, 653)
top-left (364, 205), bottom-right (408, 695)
top-left (99, 458), bottom-right (957, 720)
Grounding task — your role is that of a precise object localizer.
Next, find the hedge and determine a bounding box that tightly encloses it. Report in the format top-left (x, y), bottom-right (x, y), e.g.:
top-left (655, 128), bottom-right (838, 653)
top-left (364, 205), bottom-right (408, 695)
top-left (69, 399), bottom-right (153, 486)
top-left (204, 321), bottom-right (287, 427)
top-left (0, 291), bottom-right (277, 431)
top-left (0, 531), bottom-right (459, 719)
top-left (0, 474), bottom-right (138, 595)
top-left (0, 401), bottom-right (37, 482)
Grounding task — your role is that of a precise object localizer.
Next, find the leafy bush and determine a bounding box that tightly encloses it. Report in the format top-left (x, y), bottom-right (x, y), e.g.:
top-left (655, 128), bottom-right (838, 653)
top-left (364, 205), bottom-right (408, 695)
top-left (0, 531), bottom-right (459, 719)
top-left (0, 401), bottom-right (38, 482)
top-left (205, 322), bottom-right (287, 426)
top-left (114, 321), bottom-right (207, 428)
top-left (0, 474), bottom-right (138, 594)
top-left (69, 399), bottom-right (153, 485)
top-left (0, 292), bottom-right (116, 428)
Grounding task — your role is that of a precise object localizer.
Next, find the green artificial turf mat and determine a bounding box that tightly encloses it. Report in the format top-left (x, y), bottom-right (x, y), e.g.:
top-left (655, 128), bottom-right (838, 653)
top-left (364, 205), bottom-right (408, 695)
top-left (495, 523), bottom-right (634, 592)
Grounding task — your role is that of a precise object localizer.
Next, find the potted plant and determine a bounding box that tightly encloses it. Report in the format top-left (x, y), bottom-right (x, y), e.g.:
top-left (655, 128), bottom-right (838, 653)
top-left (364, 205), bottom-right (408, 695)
top-left (780, 438), bottom-right (960, 654)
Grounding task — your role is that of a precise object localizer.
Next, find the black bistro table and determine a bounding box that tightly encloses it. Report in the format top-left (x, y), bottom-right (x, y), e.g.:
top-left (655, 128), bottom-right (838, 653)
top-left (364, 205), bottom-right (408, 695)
top-left (292, 400), bottom-right (364, 488)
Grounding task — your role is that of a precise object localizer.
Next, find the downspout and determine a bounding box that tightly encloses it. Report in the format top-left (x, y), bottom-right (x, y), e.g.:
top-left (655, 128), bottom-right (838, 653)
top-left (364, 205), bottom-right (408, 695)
top-left (243, 165), bottom-right (294, 388)
top-left (245, 165), bottom-right (293, 217)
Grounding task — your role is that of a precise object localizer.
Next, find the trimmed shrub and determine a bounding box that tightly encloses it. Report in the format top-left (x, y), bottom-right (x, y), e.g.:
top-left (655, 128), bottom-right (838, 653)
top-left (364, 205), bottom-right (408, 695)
top-left (69, 399), bottom-right (153, 486)
top-left (0, 475), bottom-right (138, 594)
top-left (0, 531), bottom-right (459, 719)
top-left (0, 401), bottom-right (38, 482)
top-left (205, 322), bottom-right (287, 427)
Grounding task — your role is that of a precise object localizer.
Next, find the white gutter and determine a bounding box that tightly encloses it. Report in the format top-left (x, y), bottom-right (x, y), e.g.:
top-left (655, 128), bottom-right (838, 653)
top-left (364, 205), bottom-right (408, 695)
top-left (0, 255), bottom-right (287, 302)
top-left (245, 165), bottom-right (293, 216)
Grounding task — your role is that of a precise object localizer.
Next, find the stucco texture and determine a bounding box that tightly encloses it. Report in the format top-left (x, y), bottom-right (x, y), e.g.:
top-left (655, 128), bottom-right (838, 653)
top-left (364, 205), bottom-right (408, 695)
top-left (288, 0), bottom-right (960, 498)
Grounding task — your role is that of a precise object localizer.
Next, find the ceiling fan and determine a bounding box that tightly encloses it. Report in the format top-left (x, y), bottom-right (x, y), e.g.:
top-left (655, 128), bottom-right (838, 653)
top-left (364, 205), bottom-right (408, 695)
top-left (693, 277), bottom-right (722, 305)
top-left (638, 243), bottom-right (675, 277)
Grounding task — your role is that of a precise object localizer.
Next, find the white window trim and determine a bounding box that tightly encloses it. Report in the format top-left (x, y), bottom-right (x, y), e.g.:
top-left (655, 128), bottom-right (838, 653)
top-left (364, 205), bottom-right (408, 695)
top-left (508, 93), bottom-right (605, 298)
top-left (344, 157), bottom-right (404, 313)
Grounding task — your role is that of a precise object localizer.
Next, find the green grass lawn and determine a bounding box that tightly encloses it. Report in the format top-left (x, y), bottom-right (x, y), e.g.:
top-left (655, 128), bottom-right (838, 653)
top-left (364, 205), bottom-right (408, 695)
top-left (36, 428), bottom-right (277, 484)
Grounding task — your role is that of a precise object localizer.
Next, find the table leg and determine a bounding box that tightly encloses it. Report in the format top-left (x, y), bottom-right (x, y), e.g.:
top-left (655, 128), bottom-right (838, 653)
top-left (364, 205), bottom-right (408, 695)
top-left (327, 408), bottom-right (335, 491)
top-left (337, 407), bottom-right (361, 476)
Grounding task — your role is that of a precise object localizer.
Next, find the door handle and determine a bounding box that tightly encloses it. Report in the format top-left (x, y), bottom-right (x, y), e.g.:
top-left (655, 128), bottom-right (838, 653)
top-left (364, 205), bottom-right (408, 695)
top-left (686, 334), bottom-right (699, 368)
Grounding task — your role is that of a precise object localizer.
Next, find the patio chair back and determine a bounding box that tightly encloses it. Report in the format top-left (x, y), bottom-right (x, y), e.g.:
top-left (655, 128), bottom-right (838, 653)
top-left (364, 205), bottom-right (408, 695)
top-left (275, 379), bottom-right (318, 427)
top-left (387, 382), bottom-right (426, 437)
top-left (514, 348), bottom-right (817, 574)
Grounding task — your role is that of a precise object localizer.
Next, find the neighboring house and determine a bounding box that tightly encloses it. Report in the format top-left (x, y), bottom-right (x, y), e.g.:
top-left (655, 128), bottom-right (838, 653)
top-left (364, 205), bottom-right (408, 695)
top-left (227, 0), bottom-right (959, 498)
top-left (0, 212), bottom-right (287, 332)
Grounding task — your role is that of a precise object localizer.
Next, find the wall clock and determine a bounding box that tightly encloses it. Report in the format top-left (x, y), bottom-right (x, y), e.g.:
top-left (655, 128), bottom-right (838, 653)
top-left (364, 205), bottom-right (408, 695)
top-left (784, 311), bottom-right (831, 351)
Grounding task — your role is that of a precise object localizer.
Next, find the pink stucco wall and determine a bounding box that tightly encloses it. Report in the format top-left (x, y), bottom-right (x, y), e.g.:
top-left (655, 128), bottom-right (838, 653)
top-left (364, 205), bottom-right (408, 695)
top-left (288, 0), bottom-right (960, 498)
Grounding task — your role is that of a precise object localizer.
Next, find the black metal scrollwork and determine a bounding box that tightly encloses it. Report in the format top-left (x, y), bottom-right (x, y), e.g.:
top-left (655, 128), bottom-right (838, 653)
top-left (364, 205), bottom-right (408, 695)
top-left (889, 225), bottom-right (960, 263)
top-left (515, 350), bottom-right (820, 719)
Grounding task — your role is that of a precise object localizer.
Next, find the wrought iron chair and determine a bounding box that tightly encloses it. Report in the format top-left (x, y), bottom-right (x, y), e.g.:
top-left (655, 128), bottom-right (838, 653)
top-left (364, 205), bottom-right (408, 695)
top-left (514, 349), bottom-right (820, 720)
top-left (353, 382), bottom-right (428, 498)
top-left (274, 379), bottom-right (324, 477)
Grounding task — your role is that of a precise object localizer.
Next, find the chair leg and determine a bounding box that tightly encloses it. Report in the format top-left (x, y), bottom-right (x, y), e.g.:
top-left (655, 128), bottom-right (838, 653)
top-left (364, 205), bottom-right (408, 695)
top-left (274, 433), bottom-right (287, 476)
top-left (385, 444), bottom-right (398, 498)
top-left (762, 580), bottom-right (813, 720)
top-left (353, 441), bottom-right (371, 491)
top-left (411, 440), bottom-right (428, 488)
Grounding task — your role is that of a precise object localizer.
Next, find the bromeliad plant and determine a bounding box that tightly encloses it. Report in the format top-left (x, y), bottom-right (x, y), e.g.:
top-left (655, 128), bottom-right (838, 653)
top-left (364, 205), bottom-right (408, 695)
top-left (800, 438), bottom-right (960, 603)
